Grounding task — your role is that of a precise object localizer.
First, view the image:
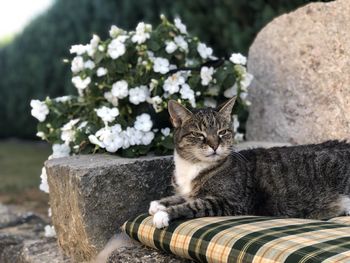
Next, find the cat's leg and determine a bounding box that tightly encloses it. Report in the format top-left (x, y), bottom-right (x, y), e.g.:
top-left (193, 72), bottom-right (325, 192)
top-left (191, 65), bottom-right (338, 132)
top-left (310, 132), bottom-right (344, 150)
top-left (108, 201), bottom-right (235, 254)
top-left (152, 197), bottom-right (228, 228)
top-left (149, 195), bottom-right (186, 215)
top-left (338, 195), bottom-right (350, 216)
top-left (307, 194), bottom-right (350, 219)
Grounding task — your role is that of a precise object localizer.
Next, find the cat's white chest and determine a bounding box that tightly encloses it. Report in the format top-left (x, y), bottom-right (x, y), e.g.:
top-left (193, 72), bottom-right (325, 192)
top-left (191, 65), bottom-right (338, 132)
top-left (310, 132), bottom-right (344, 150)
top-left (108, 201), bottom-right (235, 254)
top-left (174, 151), bottom-right (210, 196)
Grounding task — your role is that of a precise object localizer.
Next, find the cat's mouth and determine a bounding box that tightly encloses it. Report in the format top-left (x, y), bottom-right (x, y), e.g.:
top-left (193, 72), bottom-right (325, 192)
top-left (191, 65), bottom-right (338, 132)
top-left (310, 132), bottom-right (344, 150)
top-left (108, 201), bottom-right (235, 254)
top-left (206, 153), bottom-right (219, 157)
top-left (204, 152), bottom-right (223, 161)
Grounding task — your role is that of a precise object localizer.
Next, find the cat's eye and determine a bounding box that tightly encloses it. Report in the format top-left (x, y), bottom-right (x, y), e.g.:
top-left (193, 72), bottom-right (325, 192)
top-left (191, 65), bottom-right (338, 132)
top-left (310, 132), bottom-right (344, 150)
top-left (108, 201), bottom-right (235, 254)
top-left (218, 129), bottom-right (230, 137)
top-left (190, 132), bottom-right (205, 140)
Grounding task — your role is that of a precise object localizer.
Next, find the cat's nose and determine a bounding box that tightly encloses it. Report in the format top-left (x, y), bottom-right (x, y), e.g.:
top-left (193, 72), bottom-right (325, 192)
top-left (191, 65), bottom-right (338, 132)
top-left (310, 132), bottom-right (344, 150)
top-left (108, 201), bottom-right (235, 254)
top-left (208, 140), bottom-right (219, 151)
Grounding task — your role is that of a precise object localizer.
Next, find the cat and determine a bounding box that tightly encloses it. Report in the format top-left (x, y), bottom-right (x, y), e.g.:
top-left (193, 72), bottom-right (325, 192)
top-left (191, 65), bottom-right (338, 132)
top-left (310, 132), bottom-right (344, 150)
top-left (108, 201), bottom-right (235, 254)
top-left (149, 96), bottom-right (350, 228)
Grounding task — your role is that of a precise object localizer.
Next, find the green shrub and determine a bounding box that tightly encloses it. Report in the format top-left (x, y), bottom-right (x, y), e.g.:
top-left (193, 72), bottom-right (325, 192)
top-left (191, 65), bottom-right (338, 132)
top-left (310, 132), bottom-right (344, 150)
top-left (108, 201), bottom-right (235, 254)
top-left (31, 16), bottom-right (251, 157)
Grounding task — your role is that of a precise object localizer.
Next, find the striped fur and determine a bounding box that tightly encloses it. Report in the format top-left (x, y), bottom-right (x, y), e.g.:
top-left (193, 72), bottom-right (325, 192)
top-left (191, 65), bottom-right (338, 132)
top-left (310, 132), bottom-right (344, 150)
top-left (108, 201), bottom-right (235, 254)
top-left (150, 98), bottom-right (350, 228)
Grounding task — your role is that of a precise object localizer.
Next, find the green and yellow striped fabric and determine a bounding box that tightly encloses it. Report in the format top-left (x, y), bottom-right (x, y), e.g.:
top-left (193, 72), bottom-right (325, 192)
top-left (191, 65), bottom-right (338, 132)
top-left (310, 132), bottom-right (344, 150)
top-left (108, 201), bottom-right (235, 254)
top-left (123, 214), bottom-right (350, 263)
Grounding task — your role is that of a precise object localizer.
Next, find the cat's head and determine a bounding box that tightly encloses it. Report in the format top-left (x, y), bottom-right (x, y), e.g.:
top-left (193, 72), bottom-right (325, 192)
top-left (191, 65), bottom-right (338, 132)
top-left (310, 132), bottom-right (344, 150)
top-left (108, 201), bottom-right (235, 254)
top-left (168, 97), bottom-right (236, 163)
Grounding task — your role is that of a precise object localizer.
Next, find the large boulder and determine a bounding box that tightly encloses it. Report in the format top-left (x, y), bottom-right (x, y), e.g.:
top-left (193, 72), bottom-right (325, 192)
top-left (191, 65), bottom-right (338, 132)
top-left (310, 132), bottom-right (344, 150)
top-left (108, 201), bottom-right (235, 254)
top-left (246, 0), bottom-right (350, 144)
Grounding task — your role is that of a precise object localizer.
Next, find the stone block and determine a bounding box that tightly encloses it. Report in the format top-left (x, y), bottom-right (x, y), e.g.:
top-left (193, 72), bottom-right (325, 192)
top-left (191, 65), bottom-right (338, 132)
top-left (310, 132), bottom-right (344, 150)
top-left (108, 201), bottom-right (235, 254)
top-left (45, 154), bottom-right (174, 262)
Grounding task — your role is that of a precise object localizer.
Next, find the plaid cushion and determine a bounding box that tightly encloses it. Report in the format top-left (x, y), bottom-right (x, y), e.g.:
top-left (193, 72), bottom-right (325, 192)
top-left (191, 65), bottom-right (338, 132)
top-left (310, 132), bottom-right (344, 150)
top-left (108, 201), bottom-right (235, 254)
top-left (122, 214), bottom-right (350, 263)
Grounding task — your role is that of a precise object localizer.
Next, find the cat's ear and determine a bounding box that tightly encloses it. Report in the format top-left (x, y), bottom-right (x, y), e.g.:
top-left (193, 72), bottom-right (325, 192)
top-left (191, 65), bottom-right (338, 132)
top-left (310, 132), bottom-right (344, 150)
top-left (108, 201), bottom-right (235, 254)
top-left (168, 100), bottom-right (192, 128)
top-left (218, 96), bottom-right (237, 120)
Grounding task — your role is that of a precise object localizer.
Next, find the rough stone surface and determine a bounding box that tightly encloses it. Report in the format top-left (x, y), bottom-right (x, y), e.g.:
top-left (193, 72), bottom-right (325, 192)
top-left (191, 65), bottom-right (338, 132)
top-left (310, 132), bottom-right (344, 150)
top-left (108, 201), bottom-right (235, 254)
top-left (246, 0), bottom-right (350, 144)
top-left (45, 154), bottom-right (174, 262)
top-left (107, 245), bottom-right (192, 263)
top-left (45, 142), bottom-right (290, 262)
top-left (0, 203), bottom-right (70, 263)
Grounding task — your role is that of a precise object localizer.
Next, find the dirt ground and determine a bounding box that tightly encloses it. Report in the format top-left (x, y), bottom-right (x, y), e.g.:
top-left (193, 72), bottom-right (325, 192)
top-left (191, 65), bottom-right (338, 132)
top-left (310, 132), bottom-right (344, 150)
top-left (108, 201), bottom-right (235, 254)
top-left (0, 139), bottom-right (51, 218)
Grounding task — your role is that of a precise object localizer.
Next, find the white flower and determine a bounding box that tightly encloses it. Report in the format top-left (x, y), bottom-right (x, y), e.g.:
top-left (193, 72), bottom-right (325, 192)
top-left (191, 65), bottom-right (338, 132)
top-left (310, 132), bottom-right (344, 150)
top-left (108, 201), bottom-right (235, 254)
top-left (204, 98), bottom-right (217, 108)
top-left (95, 106), bottom-right (119, 123)
top-left (147, 96), bottom-right (163, 112)
top-left (88, 134), bottom-right (105, 148)
top-left (134, 113), bottom-right (153, 132)
top-left (61, 119), bottom-right (80, 143)
top-left (108, 38), bottom-right (126, 59)
top-left (163, 72), bottom-right (185, 94)
top-left (180, 84), bottom-right (196, 107)
top-left (165, 41), bottom-right (177, 54)
top-left (117, 35), bottom-right (129, 43)
top-left (200, 66), bottom-right (214, 86)
top-left (87, 34), bottom-right (100, 57)
top-left (90, 34), bottom-right (100, 48)
top-left (70, 44), bottom-right (88, 55)
top-left (153, 57), bottom-right (169, 74)
top-left (44, 225), bottom-right (56, 237)
top-left (232, 115), bottom-right (239, 132)
top-left (91, 124), bottom-right (124, 152)
top-left (77, 121), bottom-right (88, 130)
top-left (131, 22), bottom-right (152, 44)
top-left (224, 83), bottom-right (238, 98)
top-left (124, 127), bottom-right (143, 146)
top-left (104, 92), bottom-right (119, 107)
top-left (51, 143), bottom-right (71, 158)
top-left (84, 60), bottom-right (95, 70)
top-left (39, 167), bottom-right (49, 193)
top-left (149, 79), bottom-right (158, 91)
top-left (97, 67), bottom-right (108, 77)
top-left (161, 127), bottom-right (171, 137)
top-left (240, 73), bottom-right (253, 90)
top-left (147, 51), bottom-right (155, 62)
top-left (129, 85), bottom-right (150, 105)
top-left (111, 80), bottom-right (128, 99)
top-left (141, 131), bottom-right (155, 145)
top-left (230, 53), bottom-right (247, 65)
top-left (105, 135), bottom-right (124, 153)
top-left (174, 36), bottom-right (188, 52)
top-left (109, 25), bottom-right (124, 38)
top-left (30, 100), bottom-right (49, 122)
top-left (55, 95), bottom-right (72, 103)
top-left (36, 131), bottom-right (46, 139)
top-left (71, 56), bottom-right (84, 73)
top-left (174, 18), bottom-right (187, 34)
top-left (72, 76), bottom-right (91, 93)
top-left (197, 43), bottom-right (213, 59)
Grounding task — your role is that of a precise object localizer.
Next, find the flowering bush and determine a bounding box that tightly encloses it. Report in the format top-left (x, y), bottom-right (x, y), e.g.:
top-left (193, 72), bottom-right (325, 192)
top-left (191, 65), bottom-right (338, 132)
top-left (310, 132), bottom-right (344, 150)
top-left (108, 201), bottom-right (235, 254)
top-left (31, 15), bottom-right (252, 161)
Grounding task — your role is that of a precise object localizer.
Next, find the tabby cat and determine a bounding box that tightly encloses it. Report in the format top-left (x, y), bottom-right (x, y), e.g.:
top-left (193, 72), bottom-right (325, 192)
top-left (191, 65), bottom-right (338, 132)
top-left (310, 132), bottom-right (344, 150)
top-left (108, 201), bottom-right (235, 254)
top-left (149, 97), bottom-right (350, 228)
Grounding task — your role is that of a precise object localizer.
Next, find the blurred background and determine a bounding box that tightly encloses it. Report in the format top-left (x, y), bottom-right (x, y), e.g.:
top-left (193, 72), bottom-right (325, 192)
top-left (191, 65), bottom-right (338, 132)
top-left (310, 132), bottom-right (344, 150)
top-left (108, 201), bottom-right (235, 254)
top-left (0, 0), bottom-right (330, 215)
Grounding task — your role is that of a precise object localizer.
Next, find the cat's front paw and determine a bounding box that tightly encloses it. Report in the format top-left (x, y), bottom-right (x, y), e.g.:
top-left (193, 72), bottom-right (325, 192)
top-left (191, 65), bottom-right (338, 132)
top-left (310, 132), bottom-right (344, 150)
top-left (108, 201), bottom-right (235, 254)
top-left (149, 201), bottom-right (166, 215)
top-left (153, 211), bottom-right (169, 229)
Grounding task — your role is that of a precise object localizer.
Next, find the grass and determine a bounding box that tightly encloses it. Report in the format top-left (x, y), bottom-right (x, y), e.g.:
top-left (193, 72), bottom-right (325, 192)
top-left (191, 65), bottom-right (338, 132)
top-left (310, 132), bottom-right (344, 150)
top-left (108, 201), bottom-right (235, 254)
top-left (0, 139), bottom-right (51, 215)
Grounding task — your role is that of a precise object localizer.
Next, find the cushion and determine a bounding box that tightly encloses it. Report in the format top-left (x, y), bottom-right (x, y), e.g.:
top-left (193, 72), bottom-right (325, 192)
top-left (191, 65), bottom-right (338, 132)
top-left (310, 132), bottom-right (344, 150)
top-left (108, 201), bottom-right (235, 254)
top-left (122, 214), bottom-right (350, 263)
